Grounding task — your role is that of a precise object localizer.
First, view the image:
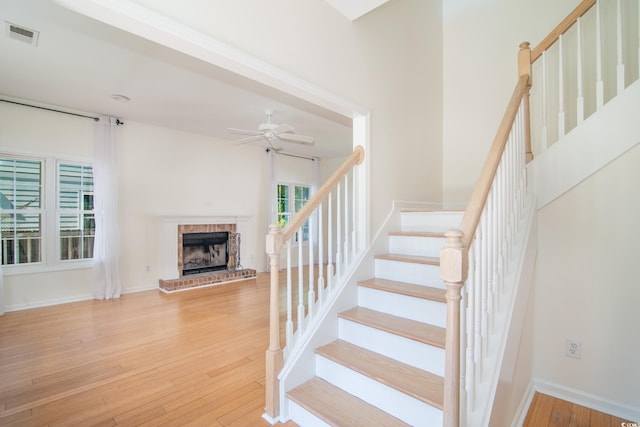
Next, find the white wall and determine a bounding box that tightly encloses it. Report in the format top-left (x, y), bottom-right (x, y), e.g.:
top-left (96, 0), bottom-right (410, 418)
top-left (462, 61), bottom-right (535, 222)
top-left (442, 0), bottom-right (579, 204)
top-left (489, 279), bottom-right (535, 426)
top-left (533, 144), bottom-right (640, 411)
top-left (0, 100), bottom-right (344, 309)
top-left (1, 0), bottom-right (446, 310)
top-left (125, 0), bottom-right (444, 234)
top-left (118, 121), bottom-right (268, 292)
top-left (0, 102), bottom-right (95, 309)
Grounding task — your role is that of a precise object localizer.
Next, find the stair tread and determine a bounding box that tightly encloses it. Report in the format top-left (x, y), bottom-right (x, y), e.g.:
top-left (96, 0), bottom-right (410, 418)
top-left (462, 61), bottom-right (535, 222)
top-left (288, 377), bottom-right (411, 427)
top-left (359, 278), bottom-right (446, 303)
top-left (375, 253), bottom-right (440, 265)
top-left (316, 340), bottom-right (444, 408)
top-left (339, 307), bottom-right (445, 348)
top-left (388, 230), bottom-right (447, 238)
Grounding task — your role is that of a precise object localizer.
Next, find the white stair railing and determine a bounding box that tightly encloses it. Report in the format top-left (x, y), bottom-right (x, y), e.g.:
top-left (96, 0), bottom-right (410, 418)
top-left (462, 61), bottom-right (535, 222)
top-left (264, 146), bottom-right (365, 421)
top-left (442, 0), bottom-right (639, 424)
top-left (530, 0), bottom-right (639, 154)
top-left (441, 69), bottom-right (531, 427)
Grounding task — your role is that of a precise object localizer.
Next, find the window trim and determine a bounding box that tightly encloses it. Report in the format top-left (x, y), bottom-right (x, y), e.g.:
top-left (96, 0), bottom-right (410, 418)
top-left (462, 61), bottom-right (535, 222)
top-left (1, 151), bottom-right (94, 275)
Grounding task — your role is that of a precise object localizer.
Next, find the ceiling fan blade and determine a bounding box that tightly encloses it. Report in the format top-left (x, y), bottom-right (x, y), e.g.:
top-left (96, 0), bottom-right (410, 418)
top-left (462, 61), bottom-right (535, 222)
top-left (278, 133), bottom-right (315, 145)
top-left (273, 123), bottom-right (294, 134)
top-left (228, 127), bottom-right (261, 136)
top-left (232, 135), bottom-right (264, 145)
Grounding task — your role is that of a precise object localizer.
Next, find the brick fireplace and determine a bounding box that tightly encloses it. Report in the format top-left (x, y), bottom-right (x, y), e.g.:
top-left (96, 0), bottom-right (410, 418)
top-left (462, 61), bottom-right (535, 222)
top-left (177, 223), bottom-right (235, 276)
top-left (158, 217), bottom-right (256, 293)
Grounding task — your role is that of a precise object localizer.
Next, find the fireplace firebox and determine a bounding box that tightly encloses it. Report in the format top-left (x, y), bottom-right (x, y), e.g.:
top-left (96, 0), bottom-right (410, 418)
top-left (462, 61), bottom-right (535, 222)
top-left (182, 231), bottom-right (228, 276)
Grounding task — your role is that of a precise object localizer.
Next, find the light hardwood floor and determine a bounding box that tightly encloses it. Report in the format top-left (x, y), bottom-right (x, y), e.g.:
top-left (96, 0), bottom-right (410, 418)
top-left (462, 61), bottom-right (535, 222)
top-left (1, 273), bottom-right (634, 427)
top-left (0, 273), bottom-right (298, 427)
top-left (524, 392), bottom-right (634, 427)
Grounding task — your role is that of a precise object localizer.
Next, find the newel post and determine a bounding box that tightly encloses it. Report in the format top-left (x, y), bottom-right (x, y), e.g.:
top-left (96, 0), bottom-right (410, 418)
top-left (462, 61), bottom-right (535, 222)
top-left (265, 223), bottom-right (284, 420)
top-left (440, 229), bottom-right (468, 427)
top-left (518, 41), bottom-right (534, 163)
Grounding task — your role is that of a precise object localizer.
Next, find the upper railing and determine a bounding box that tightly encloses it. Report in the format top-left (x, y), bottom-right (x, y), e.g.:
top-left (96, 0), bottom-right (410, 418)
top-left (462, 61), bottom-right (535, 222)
top-left (264, 145), bottom-right (365, 420)
top-left (439, 0), bottom-right (640, 424)
top-left (530, 0), bottom-right (639, 153)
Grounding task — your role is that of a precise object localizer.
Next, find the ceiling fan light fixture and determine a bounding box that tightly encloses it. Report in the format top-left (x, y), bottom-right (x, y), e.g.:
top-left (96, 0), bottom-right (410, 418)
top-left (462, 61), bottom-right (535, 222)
top-left (229, 109), bottom-right (315, 148)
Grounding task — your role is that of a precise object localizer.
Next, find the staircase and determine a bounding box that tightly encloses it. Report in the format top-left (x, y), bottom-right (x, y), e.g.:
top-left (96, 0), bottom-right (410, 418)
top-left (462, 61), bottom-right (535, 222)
top-left (286, 209), bottom-right (463, 427)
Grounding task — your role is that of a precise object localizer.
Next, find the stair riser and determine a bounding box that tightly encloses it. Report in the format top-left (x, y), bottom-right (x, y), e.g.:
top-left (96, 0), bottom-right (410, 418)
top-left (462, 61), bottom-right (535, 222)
top-left (339, 319), bottom-right (445, 376)
top-left (400, 211), bottom-right (463, 232)
top-left (316, 356), bottom-right (443, 427)
top-left (357, 287), bottom-right (446, 328)
top-left (388, 235), bottom-right (446, 258)
top-left (288, 401), bottom-right (332, 427)
top-left (375, 259), bottom-right (444, 288)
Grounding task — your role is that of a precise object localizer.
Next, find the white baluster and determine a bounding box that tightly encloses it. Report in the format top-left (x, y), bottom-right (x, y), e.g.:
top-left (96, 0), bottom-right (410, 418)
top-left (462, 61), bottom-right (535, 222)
top-left (496, 160), bottom-right (505, 297)
top-left (344, 174), bottom-right (350, 267)
top-left (352, 170), bottom-right (357, 260)
top-left (504, 143), bottom-right (512, 263)
top-left (460, 275), bottom-right (468, 425)
top-left (519, 106), bottom-right (527, 211)
top-left (327, 191), bottom-right (334, 291)
top-left (473, 232), bottom-right (483, 382)
top-left (466, 242), bottom-right (476, 410)
top-left (298, 233), bottom-right (304, 336)
top-left (577, 17), bottom-right (585, 123)
top-left (480, 210), bottom-right (489, 357)
top-left (336, 182), bottom-right (342, 279)
top-left (596, 0), bottom-right (604, 110)
top-left (286, 241), bottom-right (293, 347)
top-left (616, 0), bottom-right (625, 94)
top-left (492, 186), bottom-right (498, 326)
top-left (318, 202), bottom-right (324, 303)
top-left (541, 51), bottom-right (549, 150)
top-left (308, 218), bottom-right (315, 320)
top-left (558, 34), bottom-right (566, 138)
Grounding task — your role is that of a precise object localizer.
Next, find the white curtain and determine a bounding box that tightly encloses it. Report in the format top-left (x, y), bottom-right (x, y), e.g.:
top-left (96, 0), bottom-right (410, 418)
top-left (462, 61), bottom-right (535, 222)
top-left (92, 117), bottom-right (122, 299)
top-left (0, 264), bottom-right (4, 316)
top-left (311, 157), bottom-right (320, 257)
top-left (265, 149), bottom-right (276, 272)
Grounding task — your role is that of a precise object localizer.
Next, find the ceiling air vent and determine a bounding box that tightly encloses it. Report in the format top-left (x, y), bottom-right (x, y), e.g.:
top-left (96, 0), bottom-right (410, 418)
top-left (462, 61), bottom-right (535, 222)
top-left (5, 22), bottom-right (39, 46)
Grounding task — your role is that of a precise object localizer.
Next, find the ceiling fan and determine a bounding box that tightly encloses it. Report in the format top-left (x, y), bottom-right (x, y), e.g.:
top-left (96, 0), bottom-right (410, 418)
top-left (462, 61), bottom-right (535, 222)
top-left (228, 109), bottom-right (315, 151)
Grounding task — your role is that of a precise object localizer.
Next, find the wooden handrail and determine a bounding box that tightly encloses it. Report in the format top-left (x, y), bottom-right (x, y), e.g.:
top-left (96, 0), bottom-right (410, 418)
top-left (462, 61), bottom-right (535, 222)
top-left (531, 0), bottom-right (596, 62)
top-left (264, 144), bottom-right (364, 421)
top-left (458, 75), bottom-right (530, 249)
top-left (281, 145), bottom-right (365, 243)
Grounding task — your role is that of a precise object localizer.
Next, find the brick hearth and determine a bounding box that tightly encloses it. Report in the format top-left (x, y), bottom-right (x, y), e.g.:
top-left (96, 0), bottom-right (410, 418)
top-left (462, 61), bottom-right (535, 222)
top-left (159, 268), bottom-right (257, 293)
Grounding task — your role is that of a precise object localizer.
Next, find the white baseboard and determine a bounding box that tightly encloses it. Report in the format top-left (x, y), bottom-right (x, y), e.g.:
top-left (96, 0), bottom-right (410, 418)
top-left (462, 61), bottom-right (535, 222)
top-left (534, 378), bottom-right (640, 422)
top-left (6, 294), bottom-right (94, 312)
top-left (511, 381), bottom-right (536, 427)
top-left (5, 284), bottom-right (159, 312)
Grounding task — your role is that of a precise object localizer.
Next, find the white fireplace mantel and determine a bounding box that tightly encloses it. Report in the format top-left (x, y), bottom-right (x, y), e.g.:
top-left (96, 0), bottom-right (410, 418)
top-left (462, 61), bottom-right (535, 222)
top-left (159, 215), bottom-right (251, 280)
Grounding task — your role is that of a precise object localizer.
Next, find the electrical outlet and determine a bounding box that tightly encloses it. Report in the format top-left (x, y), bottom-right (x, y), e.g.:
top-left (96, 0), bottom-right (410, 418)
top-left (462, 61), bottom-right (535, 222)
top-left (566, 339), bottom-right (582, 359)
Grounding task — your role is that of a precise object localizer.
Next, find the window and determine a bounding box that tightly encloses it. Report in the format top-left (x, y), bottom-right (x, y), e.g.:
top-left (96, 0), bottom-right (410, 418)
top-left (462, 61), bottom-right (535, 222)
top-left (0, 158), bottom-right (43, 265)
top-left (277, 183), bottom-right (311, 242)
top-left (0, 153), bottom-right (94, 269)
top-left (58, 163), bottom-right (94, 261)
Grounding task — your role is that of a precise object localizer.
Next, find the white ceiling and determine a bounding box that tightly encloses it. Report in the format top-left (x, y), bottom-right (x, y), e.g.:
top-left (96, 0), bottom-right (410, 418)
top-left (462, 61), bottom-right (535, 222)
top-left (0, 0), bottom-right (355, 158)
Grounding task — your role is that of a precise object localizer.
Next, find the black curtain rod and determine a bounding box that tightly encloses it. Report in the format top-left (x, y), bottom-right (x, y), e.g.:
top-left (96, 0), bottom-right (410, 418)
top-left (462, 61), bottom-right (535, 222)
top-left (0, 99), bottom-right (124, 125)
top-left (266, 148), bottom-right (316, 161)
